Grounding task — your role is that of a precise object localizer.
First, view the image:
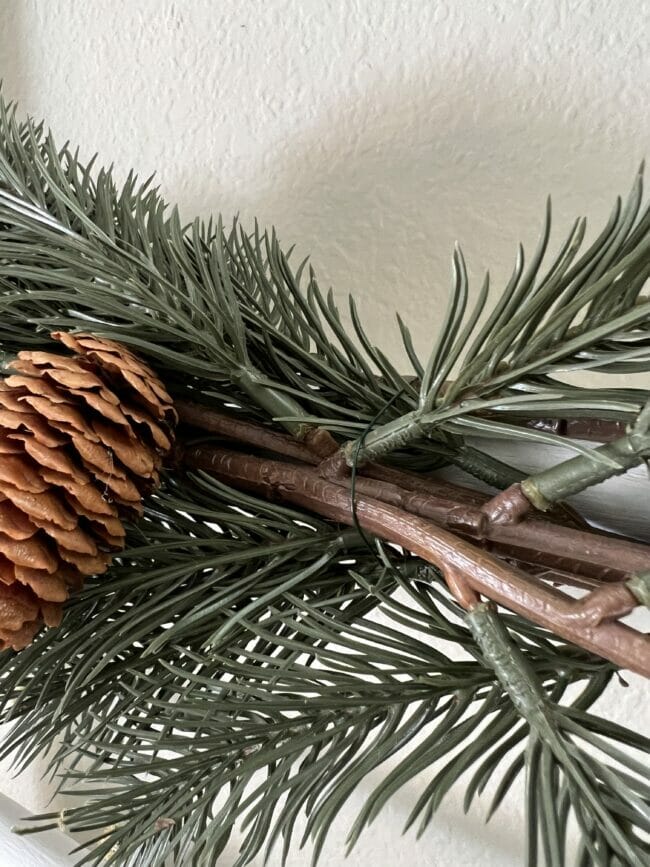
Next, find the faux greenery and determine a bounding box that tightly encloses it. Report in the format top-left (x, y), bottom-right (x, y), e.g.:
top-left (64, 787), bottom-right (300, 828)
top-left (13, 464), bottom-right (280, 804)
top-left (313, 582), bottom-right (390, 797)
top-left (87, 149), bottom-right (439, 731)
top-left (0, 95), bottom-right (648, 867)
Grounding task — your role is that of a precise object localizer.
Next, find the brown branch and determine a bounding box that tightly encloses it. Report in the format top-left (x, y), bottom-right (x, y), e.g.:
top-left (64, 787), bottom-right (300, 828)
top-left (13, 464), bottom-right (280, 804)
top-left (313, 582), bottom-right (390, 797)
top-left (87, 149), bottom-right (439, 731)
top-left (483, 405), bottom-right (650, 525)
top-left (482, 483), bottom-right (533, 524)
top-left (182, 444), bottom-right (650, 677)
top-left (177, 402), bottom-right (650, 584)
top-left (319, 468), bottom-right (650, 583)
top-left (362, 462), bottom-right (592, 530)
top-left (175, 400), bottom-right (321, 464)
top-left (482, 415), bottom-right (628, 443)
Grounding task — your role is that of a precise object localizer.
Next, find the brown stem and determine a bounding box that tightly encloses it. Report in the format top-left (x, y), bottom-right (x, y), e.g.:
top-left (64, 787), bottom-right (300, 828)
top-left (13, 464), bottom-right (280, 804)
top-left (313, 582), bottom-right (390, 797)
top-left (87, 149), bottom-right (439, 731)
top-left (363, 462), bottom-right (591, 530)
top-left (510, 416), bottom-right (627, 443)
top-left (482, 483), bottom-right (533, 524)
top-left (176, 400), bottom-right (320, 464)
top-left (325, 470), bottom-right (649, 583)
top-left (483, 405), bottom-right (650, 524)
top-left (177, 402), bottom-right (650, 584)
top-left (183, 444), bottom-right (650, 677)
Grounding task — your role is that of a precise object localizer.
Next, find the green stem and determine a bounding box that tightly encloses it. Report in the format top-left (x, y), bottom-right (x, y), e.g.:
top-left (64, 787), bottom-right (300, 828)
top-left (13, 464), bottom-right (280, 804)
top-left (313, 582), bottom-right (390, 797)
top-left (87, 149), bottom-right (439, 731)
top-left (466, 603), bottom-right (640, 863)
top-left (453, 446), bottom-right (524, 488)
top-left (342, 409), bottom-right (424, 464)
top-left (234, 366), bottom-right (313, 438)
top-left (521, 401), bottom-right (650, 509)
top-left (627, 572), bottom-right (650, 607)
top-left (465, 603), bottom-right (558, 735)
top-left (344, 409), bottom-right (526, 491)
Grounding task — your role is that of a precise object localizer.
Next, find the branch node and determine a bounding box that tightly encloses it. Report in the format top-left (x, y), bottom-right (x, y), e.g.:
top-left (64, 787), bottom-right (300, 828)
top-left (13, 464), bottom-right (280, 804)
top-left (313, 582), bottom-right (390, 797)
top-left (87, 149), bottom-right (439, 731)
top-left (482, 483), bottom-right (534, 525)
top-left (447, 505), bottom-right (489, 537)
top-left (319, 447), bottom-right (353, 479)
top-left (302, 426), bottom-right (339, 459)
top-left (519, 479), bottom-right (551, 512)
top-left (562, 583), bottom-right (639, 627)
top-left (445, 568), bottom-right (481, 610)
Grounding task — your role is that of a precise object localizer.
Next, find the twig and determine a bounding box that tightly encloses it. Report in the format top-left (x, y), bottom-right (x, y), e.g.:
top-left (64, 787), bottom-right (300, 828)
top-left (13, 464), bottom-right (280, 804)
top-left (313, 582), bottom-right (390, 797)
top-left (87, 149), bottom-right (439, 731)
top-left (177, 402), bottom-right (650, 583)
top-left (176, 399), bottom-right (338, 461)
top-left (176, 400), bottom-right (320, 464)
top-left (484, 400), bottom-right (650, 523)
top-left (182, 444), bottom-right (650, 677)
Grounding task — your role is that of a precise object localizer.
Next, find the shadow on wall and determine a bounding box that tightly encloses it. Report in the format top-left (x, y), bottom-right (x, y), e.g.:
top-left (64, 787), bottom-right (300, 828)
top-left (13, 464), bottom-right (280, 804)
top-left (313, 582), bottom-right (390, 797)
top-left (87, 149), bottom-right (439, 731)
top-left (166, 56), bottom-right (636, 376)
top-left (0, 5), bottom-right (25, 102)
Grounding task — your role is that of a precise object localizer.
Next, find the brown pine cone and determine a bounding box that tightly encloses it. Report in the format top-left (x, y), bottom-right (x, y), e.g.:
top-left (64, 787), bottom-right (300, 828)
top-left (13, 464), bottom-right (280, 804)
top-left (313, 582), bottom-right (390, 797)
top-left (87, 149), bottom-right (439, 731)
top-left (0, 332), bottom-right (176, 651)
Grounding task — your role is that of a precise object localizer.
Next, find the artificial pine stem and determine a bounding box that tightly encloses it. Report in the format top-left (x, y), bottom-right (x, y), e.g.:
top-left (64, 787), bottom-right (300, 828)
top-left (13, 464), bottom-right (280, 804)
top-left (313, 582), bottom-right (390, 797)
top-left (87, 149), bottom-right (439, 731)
top-left (465, 603), bottom-right (645, 865)
top-left (233, 366), bottom-right (319, 439)
top-left (317, 400), bottom-right (637, 481)
top-left (1, 97), bottom-right (649, 864)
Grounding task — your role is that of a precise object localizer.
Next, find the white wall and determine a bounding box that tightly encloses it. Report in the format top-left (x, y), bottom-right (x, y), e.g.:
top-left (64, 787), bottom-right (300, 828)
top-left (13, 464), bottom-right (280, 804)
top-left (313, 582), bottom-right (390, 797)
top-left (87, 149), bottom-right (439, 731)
top-left (0, 1), bottom-right (649, 865)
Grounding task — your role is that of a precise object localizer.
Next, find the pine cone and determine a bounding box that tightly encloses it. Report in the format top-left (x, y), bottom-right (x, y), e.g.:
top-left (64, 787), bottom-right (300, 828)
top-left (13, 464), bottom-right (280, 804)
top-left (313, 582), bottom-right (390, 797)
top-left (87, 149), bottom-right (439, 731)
top-left (0, 332), bottom-right (176, 651)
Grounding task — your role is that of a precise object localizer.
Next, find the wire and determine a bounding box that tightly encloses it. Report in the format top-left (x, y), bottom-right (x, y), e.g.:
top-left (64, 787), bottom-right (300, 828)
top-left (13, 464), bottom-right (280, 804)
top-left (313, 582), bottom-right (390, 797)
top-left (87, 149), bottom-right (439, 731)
top-left (349, 388), bottom-right (406, 579)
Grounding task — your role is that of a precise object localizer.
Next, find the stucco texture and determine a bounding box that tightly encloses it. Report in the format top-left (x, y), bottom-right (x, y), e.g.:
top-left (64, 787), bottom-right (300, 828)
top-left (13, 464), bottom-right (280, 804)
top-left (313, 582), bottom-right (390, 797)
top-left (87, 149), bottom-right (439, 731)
top-left (0, 1), bottom-right (649, 865)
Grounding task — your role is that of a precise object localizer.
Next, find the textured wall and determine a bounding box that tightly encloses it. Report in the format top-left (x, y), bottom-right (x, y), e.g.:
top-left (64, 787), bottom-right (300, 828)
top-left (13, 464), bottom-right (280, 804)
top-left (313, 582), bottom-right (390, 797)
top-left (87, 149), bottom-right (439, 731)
top-left (0, 1), bottom-right (649, 865)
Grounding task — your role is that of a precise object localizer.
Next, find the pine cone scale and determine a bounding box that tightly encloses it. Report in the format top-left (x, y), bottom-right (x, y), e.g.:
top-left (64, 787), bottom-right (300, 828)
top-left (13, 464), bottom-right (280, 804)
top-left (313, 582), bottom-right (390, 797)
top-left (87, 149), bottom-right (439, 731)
top-left (0, 503), bottom-right (36, 540)
top-left (33, 519), bottom-right (98, 555)
top-left (0, 455), bottom-right (49, 493)
top-left (7, 485), bottom-right (77, 528)
top-left (65, 487), bottom-right (117, 518)
top-left (9, 420), bottom-right (68, 447)
top-left (0, 534), bottom-right (57, 572)
top-left (15, 568), bottom-right (68, 602)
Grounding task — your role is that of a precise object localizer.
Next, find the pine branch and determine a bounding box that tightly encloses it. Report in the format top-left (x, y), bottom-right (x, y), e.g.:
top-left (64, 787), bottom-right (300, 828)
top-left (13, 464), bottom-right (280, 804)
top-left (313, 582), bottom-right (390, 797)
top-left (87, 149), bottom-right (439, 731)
top-left (2, 480), bottom-right (641, 866)
top-left (1, 474), bottom-right (634, 866)
top-left (466, 604), bottom-right (649, 866)
top-left (0, 93), bottom-right (648, 867)
top-left (322, 173), bottom-right (650, 466)
top-left (1, 99), bottom-right (649, 462)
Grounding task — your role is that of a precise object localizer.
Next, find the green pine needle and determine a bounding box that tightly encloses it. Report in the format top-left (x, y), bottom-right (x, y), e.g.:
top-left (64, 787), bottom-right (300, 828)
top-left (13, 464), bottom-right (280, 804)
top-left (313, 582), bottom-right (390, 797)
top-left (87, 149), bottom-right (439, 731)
top-left (0, 93), bottom-right (648, 866)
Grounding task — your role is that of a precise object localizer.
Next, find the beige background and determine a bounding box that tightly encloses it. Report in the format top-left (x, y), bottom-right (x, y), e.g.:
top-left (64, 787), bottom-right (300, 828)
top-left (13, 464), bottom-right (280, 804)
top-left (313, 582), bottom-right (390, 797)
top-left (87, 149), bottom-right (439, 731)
top-left (0, 1), bottom-right (649, 865)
